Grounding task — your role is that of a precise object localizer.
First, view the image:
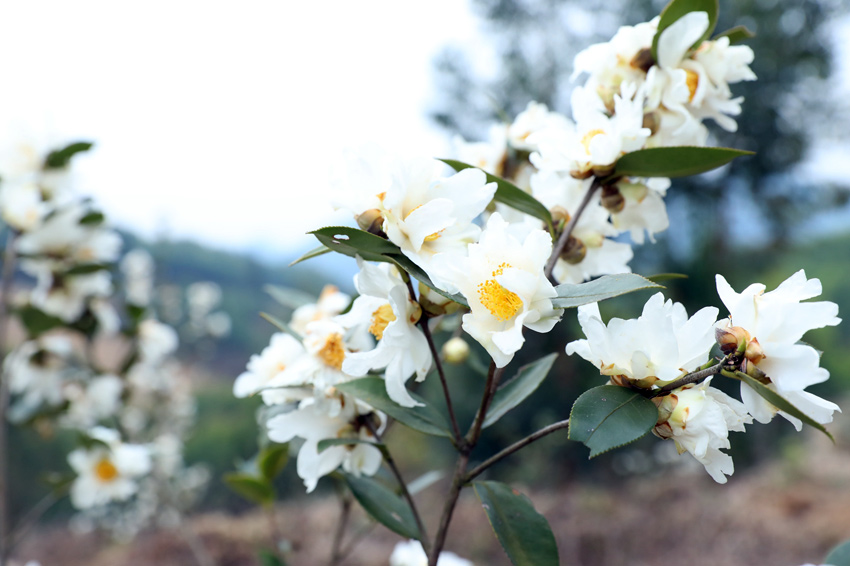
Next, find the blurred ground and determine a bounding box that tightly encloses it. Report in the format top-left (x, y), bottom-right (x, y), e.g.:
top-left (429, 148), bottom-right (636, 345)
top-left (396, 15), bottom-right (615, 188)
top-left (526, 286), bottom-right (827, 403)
top-left (13, 420), bottom-right (850, 566)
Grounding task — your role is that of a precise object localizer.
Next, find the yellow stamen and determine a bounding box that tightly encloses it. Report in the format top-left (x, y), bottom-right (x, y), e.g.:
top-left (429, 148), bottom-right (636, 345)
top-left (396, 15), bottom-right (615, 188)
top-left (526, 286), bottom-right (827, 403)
top-left (405, 204), bottom-right (443, 241)
top-left (318, 333), bottom-right (346, 370)
top-left (477, 263), bottom-right (524, 321)
top-left (685, 69), bottom-right (699, 102)
top-left (581, 129), bottom-right (605, 153)
top-left (369, 304), bottom-right (396, 340)
top-left (94, 458), bottom-right (118, 482)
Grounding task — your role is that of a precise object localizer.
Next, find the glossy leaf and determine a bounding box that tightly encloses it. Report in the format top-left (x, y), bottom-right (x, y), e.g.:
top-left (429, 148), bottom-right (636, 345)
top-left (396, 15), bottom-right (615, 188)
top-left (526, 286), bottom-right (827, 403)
top-left (610, 146), bottom-right (753, 180)
top-left (44, 141), bottom-right (94, 169)
top-left (651, 0), bottom-right (718, 60)
top-left (473, 481), bottom-right (559, 566)
top-left (825, 539), bottom-right (850, 566)
top-left (79, 211), bottom-right (105, 225)
top-left (258, 444), bottom-right (289, 481)
top-left (289, 244), bottom-right (331, 266)
top-left (317, 438), bottom-right (388, 459)
top-left (714, 25), bottom-right (755, 44)
top-left (344, 473), bottom-right (421, 540)
top-left (568, 385), bottom-right (658, 458)
top-left (553, 273), bottom-right (663, 308)
top-left (388, 252), bottom-right (468, 307)
top-left (484, 353), bottom-right (558, 428)
top-left (731, 370), bottom-right (834, 441)
top-left (336, 377), bottom-right (451, 438)
top-left (311, 226), bottom-right (400, 264)
top-left (440, 159), bottom-right (553, 232)
top-left (646, 272), bottom-right (688, 283)
top-left (223, 472), bottom-right (274, 506)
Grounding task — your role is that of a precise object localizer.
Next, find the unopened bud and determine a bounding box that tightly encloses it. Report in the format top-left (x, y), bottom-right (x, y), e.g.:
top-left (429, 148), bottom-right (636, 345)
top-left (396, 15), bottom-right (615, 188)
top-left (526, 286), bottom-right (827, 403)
top-left (600, 185), bottom-right (625, 213)
top-left (418, 282), bottom-right (460, 317)
top-left (742, 358), bottom-right (769, 383)
top-left (591, 163), bottom-right (615, 178)
top-left (642, 112), bottom-right (660, 136)
top-left (570, 168), bottom-right (594, 180)
top-left (442, 337), bottom-right (470, 364)
top-left (630, 47), bottom-right (655, 73)
top-left (356, 209), bottom-right (386, 236)
top-left (560, 236), bottom-right (587, 265)
top-left (550, 205), bottom-right (571, 227)
top-left (715, 325), bottom-right (751, 355)
top-left (744, 337), bottom-right (765, 365)
top-left (652, 392), bottom-right (678, 426)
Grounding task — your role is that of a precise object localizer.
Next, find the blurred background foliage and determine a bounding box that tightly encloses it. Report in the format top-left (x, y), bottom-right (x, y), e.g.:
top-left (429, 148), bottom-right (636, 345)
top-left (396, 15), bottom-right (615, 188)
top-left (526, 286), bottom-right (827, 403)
top-left (9, 0), bottom-right (850, 520)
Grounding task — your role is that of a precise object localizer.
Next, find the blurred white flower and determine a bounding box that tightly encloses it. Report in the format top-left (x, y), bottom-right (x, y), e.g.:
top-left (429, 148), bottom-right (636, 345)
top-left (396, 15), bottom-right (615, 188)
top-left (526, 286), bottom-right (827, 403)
top-left (137, 319), bottom-right (179, 364)
top-left (508, 101), bottom-right (573, 152)
top-left (290, 285), bottom-right (351, 336)
top-left (30, 270), bottom-right (112, 322)
top-left (0, 181), bottom-right (49, 232)
top-left (62, 375), bottom-right (124, 429)
top-left (121, 249), bottom-right (155, 307)
top-left (390, 539), bottom-right (474, 566)
top-left (233, 332), bottom-right (305, 398)
top-left (5, 336), bottom-right (73, 414)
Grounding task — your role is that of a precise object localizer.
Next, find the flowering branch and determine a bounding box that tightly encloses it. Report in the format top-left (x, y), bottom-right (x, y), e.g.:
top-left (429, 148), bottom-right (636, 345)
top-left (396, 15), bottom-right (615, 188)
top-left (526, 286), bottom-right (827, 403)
top-left (652, 358), bottom-right (729, 396)
top-left (543, 178), bottom-right (602, 281)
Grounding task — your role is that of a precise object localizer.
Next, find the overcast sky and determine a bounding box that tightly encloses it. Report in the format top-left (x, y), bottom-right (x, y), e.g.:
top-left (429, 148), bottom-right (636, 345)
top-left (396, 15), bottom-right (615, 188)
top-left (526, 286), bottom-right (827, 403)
top-left (0, 0), bottom-right (484, 262)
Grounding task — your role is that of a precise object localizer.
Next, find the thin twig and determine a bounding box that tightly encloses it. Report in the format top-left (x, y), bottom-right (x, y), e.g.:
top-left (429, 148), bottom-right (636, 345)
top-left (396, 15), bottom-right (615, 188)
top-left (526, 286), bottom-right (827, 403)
top-left (0, 231), bottom-right (18, 566)
top-left (427, 451), bottom-right (470, 566)
top-left (8, 491), bottom-right (59, 550)
top-left (652, 360), bottom-right (727, 396)
top-left (465, 362), bottom-right (504, 445)
top-left (543, 178), bottom-right (602, 282)
top-left (329, 494), bottom-right (352, 566)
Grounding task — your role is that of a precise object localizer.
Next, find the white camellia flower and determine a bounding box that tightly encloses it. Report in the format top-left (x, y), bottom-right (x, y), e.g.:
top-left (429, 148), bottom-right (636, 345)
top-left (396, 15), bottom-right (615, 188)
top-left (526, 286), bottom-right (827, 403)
top-left (335, 257), bottom-right (431, 408)
top-left (0, 181), bottom-right (49, 232)
top-left (653, 377), bottom-right (751, 483)
top-left (62, 375), bottom-right (124, 429)
top-left (390, 539), bottom-right (474, 566)
top-left (566, 292), bottom-right (719, 387)
top-left (453, 124), bottom-right (509, 176)
top-left (5, 336), bottom-right (74, 417)
top-left (508, 101), bottom-right (573, 152)
top-left (289, 284), bottom-right (351, 336)
top-left (68, 427), bottom-right (152, 509)
top-left (29, 270), bottom-right (113, 322)
top-left (440, 213), bottom-right (560, 368)
top-left (609, 177), bottom-right (671, 244)
top-left (120, 248), bottom-right (155, 307)
top-left (138, 319), bottom-right (179, 365)
top-left (233, 332), bottom-right (306, 398)
top-left (266, 395), bottom-right (384, 492)
top-left (716, 271), bottom-right (841, 429)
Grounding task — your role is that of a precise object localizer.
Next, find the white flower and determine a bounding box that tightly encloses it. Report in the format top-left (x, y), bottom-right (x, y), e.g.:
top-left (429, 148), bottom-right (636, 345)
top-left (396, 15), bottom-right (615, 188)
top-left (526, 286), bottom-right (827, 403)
top-left (290, 285), bottom-right (351, 336)
top-left (610, 177), bottom-right (671, 244)
top-left (0, 180), bottom-right (49, 232)
top-left (233, 332), bottom-right (306, 398)
top-left (5, 336), bottom-right (73, 414)
top-left (120, 249), bottom-right (155, 307)
top-left (335, 257), bottom-right (431, 407)
top-left (266, 396), bottom-right (383, 492)
top-left (566, 292), bottom-right (719, 387)
top-left (30, 270), bottom-right (113, 322)
top-left (390, 540), bottom-right (474, 566)
top-left (716, 271), bottom-right (841, 429)
top-left (68, 427), bottom-right (152, 509)
top-left (63, 375), bottom-right (124, 429)
top-left (442, 213), bottom-right (560, 368)
top-left (508, 101), bottom-right (573, 152)
top-left (137, 319), bottom-right (179, 364)
top-left (453, 124), bottom-right (509, 176)
top-left (653, 377), bottom-right (751, 483)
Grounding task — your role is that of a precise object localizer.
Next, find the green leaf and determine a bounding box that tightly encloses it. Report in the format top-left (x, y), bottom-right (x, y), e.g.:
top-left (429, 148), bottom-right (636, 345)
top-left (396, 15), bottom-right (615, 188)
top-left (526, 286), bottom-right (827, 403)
top-left (651, 0), bottom-right (718, 60)
top-left (311, 226), bottom-right (400, 263)
top-left (258, 550), bottom-right (287, 566)
top-left (335, 377), bottom-right (452, 438)
top-left (611, 147), bottom-right (753, 180)
top-left (44, 141), bottom-right (94, 169)
top-left (264, 284), bottom-right (316, 309)
top-left (568, 385), bottom-right (658, 458)
top-left (552, 273), bottom-right (663, 309)
top-left (289, 244), bottom-right (331, 267)
top-left (484, 353), bottom-right (558, 429)
top-left (259, 312), bottom-right (300, 338)
top-left (344, 473), bottom-right (421, 539)
top-left (714, 25), bottom-right (755, 44)
top-left (64, 263), bottom-right (111, 276)
top-left (79, 211), bottom-right (105, 225)
top-left (388, 252), bottom-right (468, 308)
top-left (473, 481), bottom-right (559, 566)
top-left (18, 306), bottom-right (65, 337)
top-left (258, 444), bottom-right (289, 481)
top-left (317, 438), bottom-right (388, 459)
top-left (825, 539), bottom-right (850, 566)
top-left (646, 272), bottom-right (688, 283)
top-left (440, 159), bottom-right (553, 233)
top-left (223, 472), bottom-right (275, 506)
top-left (729, 370), bottom-right (834, 441)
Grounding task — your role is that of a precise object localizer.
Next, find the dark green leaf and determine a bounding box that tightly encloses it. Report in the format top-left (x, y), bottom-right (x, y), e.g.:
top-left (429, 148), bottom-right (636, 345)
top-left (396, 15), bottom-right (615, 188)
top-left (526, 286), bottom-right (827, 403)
top-left (264, 284), bottom-right (316, 309)
top-left (289, 244), bottom-right (331, 267)
top-left (388, 252), bottom-right (468, 308)
top-left (651, 0), bottom-right (718, 60)
top-left (714, 25), bottom-right (755, 44)
top-left (44, 141), bottom-right (94, 169)
top-left (568, 385), bottom-right (658, 458)
top-left (611, 147), bottom-right (753, 180)
top-left (311, 226), bottom-right (400, 263)
top-left (484, 353), bottom-right (558, 428)
top-left (473, 481), bottom-right (559, 566)
top-left (79, 211), bottom-right (105, 225)
top-left (65, 263), bottom-right (111, 276)
top-left (258, 444), bottom-right (289, 481)
top-left (258, 550), bottom-right (287, 566)
top-left (223, 472), bottom-right (275, 506)
top-left (825, 539), bottom-right (850, 566)
top-left (317, 438), bottom-right (388, 459)
top-left (344, 473), bottom-right (421, 539)
top-left (260, 312), bottom-right (300, 338)
top-left (18, 306), bottom-right (65, 337)
top-left (440, 159), bottom-right (553, 233)
top-left (553, 273), bottom-right (663, 308)
top-left (646, 273), bottom-right (688, 283)
top-left (729, 370), bottom-right (834, 441)
top-left (335, 377), bottom-right (452, 438)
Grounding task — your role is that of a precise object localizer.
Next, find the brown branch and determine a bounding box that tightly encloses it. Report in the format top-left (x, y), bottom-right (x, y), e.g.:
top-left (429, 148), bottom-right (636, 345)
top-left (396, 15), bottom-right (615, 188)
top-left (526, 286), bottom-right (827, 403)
top-left (543, 178), bottom-right (602, 282)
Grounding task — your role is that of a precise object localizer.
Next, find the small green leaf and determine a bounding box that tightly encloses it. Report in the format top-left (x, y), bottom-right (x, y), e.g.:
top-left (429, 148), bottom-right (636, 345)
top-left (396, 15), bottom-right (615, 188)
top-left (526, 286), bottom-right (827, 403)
top-left (388, 252), bottom-right (468, 308)
top-left (344, 473), bottom-right (421, 539)
top-left (264, 284), bottom-right (316, 309)
top-left (317, 438), bottom-right (388, 459)
top-left (553, 273), bottom-right (663, 309)
top-left (258, 550), bottom-right (287, 566)
top-left (646, 273), bottom-right (688, 283)
top-left (44, 141), bottom-right (94, 169)
top-left (568, 385), bottom-right (658, 458)
top-left (223, 472), bottom-right (275, 506)
top-left (260, 312), bottom-right (300, 338)
top-left (311, 226), bottom-right (400, 263)
top-left (825, 539), bottom-right (850, 566)
top-left (729, 371), bottom-right (834, 441)
top-left (258, 444), bottom-right (289, 481)
top-left (473, 481), bottom-right (559, 566)
top-left (484, 353), bottom-right (558, 428)
top-left (79, 211), bottom-right (105, 225)
top-left (611, 147), bottom-right (753, 180)
top-left (335, 377), bottom-right (452, 438)
top-left (651, 0), bottom-right (718, 60)
top-left (714, 25), bottom-right (755, 44)
top-left (18, 306), bottom-right (65, 337)
top-left (64, 263), bottom-right (111, 276)
top-left (440, 159), bottom-right (553, 233)
top-left (289, 245), bottom-right (331, 267)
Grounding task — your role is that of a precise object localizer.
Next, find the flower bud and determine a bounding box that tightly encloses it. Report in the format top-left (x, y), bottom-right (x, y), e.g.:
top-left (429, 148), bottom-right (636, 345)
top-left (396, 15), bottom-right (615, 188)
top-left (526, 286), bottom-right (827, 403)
top-left (642, 112), bottom-right (660, 136)
top-left (630, 47), bottom-right (655, 73)
top-left (591, 163), bottom-right (615, 178)
top-left (356, 209), bottom-right (386, 236)
top-left (741, 358), bottom-right (769, 382)
top-left (418, 282), bottom-right (460, 317)
top-left (600, 185), bottom-right (625, 213)
top-left (442, 337), bottom-right (470, 364)
top-left (550, 205), bottom-right (571, 228)
top-left (559, 236), bottom-right (587, 264)
top-left (715, 325), bottom-right (751, 355)
top-left (744, 337), bottom-right (765, 365)
top-left (570, 168), bottom-right (594, 180)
